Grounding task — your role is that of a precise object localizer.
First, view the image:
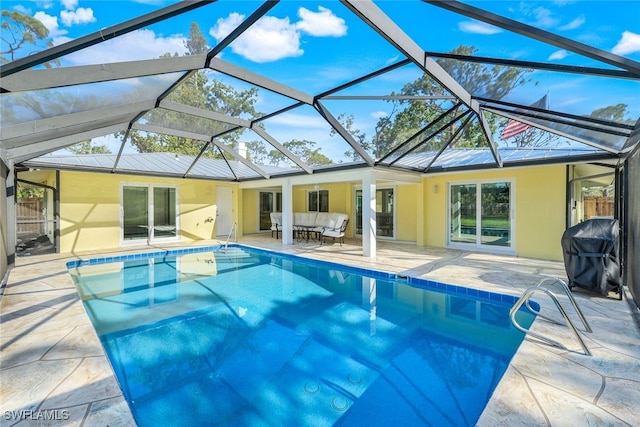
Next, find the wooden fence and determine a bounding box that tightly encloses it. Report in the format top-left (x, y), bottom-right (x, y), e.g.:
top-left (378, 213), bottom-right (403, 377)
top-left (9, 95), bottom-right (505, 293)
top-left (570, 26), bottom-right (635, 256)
top-left (16, 198), bottom-right (44, 234)
top-left (584, 197), bottom-right (614, 219)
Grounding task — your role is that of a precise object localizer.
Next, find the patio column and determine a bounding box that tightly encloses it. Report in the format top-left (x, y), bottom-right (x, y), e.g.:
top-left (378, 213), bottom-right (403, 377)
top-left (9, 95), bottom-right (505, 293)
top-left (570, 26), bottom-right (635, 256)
top-left (281, 179), bottom-right (294, 245)
top-left (4, 160), bottom-right (16, 267)
top-left (362, 172), bottom-right (376, 258)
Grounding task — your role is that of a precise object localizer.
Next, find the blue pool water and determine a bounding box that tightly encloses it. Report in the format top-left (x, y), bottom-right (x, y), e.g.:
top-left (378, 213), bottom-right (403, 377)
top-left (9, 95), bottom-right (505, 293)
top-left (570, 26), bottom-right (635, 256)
top-left (68, 245), bottom-right (534, 427)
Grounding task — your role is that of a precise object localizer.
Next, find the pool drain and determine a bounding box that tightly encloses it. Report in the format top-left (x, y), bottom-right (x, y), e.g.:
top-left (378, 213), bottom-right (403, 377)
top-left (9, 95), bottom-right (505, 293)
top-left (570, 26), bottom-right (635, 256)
top-left (347, 373), bottom-right (363, 385)
top-left (330, 396), bottom-right (349, 412)
top-left (303, 382), bottom-right (320, 395)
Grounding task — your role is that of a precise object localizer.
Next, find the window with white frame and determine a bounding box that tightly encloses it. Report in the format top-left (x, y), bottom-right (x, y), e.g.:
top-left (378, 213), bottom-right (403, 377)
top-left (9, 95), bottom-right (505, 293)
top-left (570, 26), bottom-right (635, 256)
top-left (309, 189), bottom-right (329, 212)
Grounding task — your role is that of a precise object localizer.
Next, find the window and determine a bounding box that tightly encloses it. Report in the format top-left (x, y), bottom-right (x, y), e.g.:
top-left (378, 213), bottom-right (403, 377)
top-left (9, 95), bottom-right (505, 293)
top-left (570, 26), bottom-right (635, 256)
top-left (449, 180), bottom-right (513, 251)
top-left (309, 190), bottom-right (329, 212)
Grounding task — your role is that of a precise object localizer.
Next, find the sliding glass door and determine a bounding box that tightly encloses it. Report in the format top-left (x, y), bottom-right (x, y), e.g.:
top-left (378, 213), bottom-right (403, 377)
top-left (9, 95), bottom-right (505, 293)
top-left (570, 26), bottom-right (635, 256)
top-left (259, 191), bottom-right (281, 231)
top-left (355, 187), bottom-right (395, 238)
top-left (123, 185), bottom-right (177, 244)
top-left (449, 181), bottom-right (513, 251)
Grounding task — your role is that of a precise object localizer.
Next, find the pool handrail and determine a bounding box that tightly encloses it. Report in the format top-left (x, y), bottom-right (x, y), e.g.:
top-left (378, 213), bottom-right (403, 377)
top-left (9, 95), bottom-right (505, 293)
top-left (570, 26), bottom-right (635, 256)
top-left (510, 278), bottom-right (592, 356)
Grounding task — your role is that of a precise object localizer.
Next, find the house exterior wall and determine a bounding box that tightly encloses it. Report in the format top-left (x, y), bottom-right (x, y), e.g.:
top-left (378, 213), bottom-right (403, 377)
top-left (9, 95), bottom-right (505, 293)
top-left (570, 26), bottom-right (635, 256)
top-left (11, 164), bottom-right (567, 260)
top-left (396, 184), bottom-right (420, 243)
top-left (57, 171), bottom-right (235, 253)
top-left (242, 188), bottom-right (259, 234)
top-left (422, 165), bottom-right (567, 261)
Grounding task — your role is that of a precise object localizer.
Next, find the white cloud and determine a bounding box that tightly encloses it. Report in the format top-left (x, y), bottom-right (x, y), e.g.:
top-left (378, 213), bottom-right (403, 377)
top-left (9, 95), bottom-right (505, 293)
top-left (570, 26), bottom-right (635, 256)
top-left (34, 11), bottom-right (66, 38)
top-left (63, 29), bottom-right (187, 64)
top-left (61, 0), bottom-right (78, 10)
top-left (612, 31), bottom-right (640, 55)
top-left (209, 8), bottom-right (347, 63)
top-left (548, 49), bottom-right (568, 60)
top-left (531, 7), bottom-right (559, 28)
top-left (458, 21), bottom-right (501, 35)
top-left (209, 12), bottom-right (244, 40)
top-left (295, 6), bottom-right (347, 37)
top-left (233, 16), bottom-right (302, 63)
top-left (371, 111), bottom-right (388, 119)
top-left (558, 15), bottom-right (585, 31)
top-left (60, 7), bottom-right (96, 26)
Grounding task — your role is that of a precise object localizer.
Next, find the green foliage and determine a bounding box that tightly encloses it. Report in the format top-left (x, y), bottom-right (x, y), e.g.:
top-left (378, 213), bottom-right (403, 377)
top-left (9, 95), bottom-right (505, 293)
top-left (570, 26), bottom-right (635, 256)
top-left (67, 140), bottom-right (112, 154)
top-left (185, 22), bottom-right (208, 55)
top-left (1, 9), bottom-right (59, 66)
top-left (126, 23), bottom-right (333, 169)
top-left (268, 139), bottom-right (332, 167)
top-left (16, 182), bottom-right (44, 199)
top-left (590, 103), bottom-right (635, 124)
top-left (340, 45), bottom-right (534, 160)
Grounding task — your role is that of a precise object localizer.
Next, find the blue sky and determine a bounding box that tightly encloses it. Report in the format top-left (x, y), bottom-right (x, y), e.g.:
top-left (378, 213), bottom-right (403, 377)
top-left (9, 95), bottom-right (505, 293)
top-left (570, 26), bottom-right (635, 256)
top-left (3, 0), bottom-right (639, 159)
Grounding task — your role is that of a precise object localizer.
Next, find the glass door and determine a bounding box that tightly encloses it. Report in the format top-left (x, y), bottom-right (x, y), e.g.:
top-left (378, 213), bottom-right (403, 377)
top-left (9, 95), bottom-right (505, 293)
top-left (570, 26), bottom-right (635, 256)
top-left (449, 184), bottom-right (476, 244)
top-left (153, 187), bottom-right (177, 239)
top-left (123, 186), bottom-right (149, 241)
top-left (449, 181), bottom-right (513, 251)
top-left (480, 182), bottom-right (511, 247)
top-left (123, 185), bottom-right (177, 243)
top-left (355, 188), bottom-right (395, 238)
top-left (259, 191), bottom-right (279, 231)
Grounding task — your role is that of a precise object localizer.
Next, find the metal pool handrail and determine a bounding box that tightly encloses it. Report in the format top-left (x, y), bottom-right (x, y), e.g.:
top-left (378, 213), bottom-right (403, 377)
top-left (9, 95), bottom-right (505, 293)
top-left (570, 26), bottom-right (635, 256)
top-left (223, 222), bottom-right (237, 252)
top-left (510, 278), bottom-right (592, 356)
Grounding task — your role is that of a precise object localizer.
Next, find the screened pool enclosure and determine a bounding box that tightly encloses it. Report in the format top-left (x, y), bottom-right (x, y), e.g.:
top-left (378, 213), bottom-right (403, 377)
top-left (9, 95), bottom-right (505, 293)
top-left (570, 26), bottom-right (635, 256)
top-left (1, 0), bottom-right (639, 303)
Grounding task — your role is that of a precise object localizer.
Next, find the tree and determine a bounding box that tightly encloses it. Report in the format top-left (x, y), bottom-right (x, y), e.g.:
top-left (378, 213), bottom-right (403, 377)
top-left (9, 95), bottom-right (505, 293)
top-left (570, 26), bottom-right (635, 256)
top-left (268, 139), bottom-right (332, 167)
top-left (590, 103), bottom-right (635, 124)
top-left (127, 23), bottom-right (261, 158)
top-left (184, 22), bottom-right (208, 55)
top-left (126, 22), bottom-right (334, 169)
top-left (67, 140), bottom-right (112, 154)
top-left (1, 9), bottom-right (59, 67)
top-left (339, 45), bottom-right (534, 160)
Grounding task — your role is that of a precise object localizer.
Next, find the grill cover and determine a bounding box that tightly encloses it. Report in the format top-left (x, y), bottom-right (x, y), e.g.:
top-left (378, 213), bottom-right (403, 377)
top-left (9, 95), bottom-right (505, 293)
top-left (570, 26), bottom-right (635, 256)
top-left (561, 218), bottom-right (621, 296)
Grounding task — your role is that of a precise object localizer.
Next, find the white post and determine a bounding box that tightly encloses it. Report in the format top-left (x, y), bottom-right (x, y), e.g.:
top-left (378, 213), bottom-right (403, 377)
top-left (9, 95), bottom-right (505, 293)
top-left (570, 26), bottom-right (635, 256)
top-left (282, 180), bottom-right (294, 245)
top-left (362, 172), bottom-right (376, 258)
top-left (5, 160), bottom-right (16, 267)
top-left (362, 277), bottom-right (377, 335)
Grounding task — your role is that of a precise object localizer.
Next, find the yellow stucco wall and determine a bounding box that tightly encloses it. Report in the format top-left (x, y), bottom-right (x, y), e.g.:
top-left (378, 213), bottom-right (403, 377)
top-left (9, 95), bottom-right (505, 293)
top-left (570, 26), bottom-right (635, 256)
top-left (58, 171), bottom-right (236, 253)
top-left (12, 165), bottom-right (566, 260)
top-left (422, 165), bottom-right (567, 260)
top-left (396, 184), bottom-right (419, 242)
top-left (242, 189), bottom-right (259, 234)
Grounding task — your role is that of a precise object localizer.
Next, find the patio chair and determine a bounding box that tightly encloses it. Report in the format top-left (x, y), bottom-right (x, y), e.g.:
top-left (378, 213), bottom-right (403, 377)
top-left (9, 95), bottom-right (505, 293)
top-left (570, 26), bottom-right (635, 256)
top-left (270, 212), bottom-right (281, 239)
top-left (321, 218), bottom-right (349, 246)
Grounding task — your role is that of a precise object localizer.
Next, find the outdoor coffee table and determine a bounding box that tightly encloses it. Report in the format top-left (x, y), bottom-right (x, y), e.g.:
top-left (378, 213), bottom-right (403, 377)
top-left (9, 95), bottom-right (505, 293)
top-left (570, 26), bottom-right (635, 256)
top-left (294, 225), bottom-right (316, 243)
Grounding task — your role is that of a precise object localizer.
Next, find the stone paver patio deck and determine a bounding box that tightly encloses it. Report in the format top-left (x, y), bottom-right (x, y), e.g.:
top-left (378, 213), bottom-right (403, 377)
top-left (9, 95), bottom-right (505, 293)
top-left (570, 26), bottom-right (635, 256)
top-left (2, 235), bottom-right (639, 426)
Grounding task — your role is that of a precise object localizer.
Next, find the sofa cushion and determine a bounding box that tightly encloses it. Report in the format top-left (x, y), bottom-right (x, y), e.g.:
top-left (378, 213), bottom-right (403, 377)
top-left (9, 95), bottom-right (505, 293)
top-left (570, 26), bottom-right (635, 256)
top-left (294, 212), bottom-right (317, 227)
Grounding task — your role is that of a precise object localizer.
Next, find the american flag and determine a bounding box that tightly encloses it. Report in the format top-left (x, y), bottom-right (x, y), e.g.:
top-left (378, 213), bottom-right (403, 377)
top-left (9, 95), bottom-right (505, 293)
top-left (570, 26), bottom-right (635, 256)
top-left (500, 94), bottom-right (548, 140)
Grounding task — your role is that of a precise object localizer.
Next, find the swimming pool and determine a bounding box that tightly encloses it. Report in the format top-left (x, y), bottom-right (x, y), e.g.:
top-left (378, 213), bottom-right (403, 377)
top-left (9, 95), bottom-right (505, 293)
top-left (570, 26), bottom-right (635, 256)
top-left (67, 245), bottom-right (534, 426)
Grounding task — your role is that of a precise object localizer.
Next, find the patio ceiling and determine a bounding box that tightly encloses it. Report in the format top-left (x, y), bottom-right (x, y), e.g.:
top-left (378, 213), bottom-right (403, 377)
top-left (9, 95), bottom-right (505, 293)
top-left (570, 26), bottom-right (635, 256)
top-left (1, 0), bottom-right (639, 181)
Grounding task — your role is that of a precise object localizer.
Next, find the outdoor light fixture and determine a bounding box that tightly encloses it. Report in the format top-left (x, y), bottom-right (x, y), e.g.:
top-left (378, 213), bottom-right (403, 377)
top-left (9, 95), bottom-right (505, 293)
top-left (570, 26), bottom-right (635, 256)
top-left (433, 184), bottom-right (439, 194)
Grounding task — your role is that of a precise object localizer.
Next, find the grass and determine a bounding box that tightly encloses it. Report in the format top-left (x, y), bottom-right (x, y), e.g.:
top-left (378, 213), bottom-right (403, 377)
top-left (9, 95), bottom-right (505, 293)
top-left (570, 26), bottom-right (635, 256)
top-left (461, 215), bottom-right (510, 229)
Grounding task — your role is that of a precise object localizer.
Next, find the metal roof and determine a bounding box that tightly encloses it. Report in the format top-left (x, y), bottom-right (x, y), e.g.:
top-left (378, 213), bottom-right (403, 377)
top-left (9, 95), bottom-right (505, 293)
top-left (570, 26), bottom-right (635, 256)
top-left (2, 0), bottom-right (639, 182)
